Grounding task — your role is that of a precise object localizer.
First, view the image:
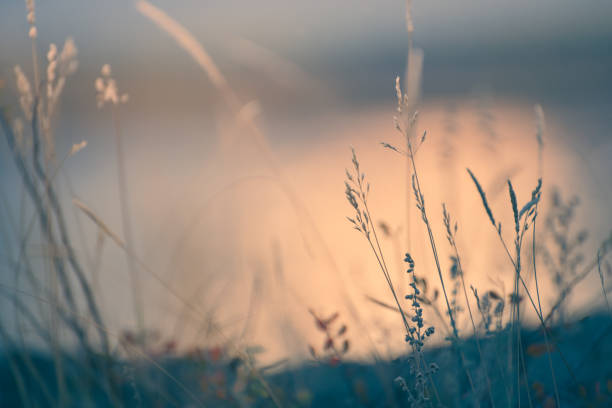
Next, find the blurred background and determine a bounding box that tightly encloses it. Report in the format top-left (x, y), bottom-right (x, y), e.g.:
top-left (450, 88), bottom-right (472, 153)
top-left (1, 0), bottom-right (611, 364)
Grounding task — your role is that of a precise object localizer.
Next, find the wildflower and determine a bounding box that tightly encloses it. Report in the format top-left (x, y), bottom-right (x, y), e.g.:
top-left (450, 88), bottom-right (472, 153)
top-left (95, 64), bottom-right (129, 108)
top-left (403, 253), bottom-right (435, 351)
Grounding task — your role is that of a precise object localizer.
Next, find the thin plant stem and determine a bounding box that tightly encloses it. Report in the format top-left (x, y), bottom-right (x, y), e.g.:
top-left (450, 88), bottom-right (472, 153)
top-left (597, 249), bottom-right (611, 315)
top-left (444, 204), bottom-right (497, 407)
top-left (345, 152), bottom-right (441, 405)
top-left (532, 205), bottom-right (561, 407)
top-left (407, 144), bottom-right (478, 403)
top-left (111, 106), bottom-right (145, 334)
top-left (471, 175), bottom-right (580, 387)
top-left (407, 143), bottom-right (458, 338)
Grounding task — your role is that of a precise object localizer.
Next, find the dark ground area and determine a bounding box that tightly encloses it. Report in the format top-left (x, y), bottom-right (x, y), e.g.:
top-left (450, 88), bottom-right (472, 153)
top-left (1, 313), bottom-right (610, 407)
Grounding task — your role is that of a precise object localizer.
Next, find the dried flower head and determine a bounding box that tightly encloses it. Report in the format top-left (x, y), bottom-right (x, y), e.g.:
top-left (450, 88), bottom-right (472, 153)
top-left (25, 0), bottom-right (36, 27)
top-left (405, 0), bottom-right (414, 34)
top-left (69, 140), bottom-right (87, 156)
top-left (59, 38), bottom-right (78, 69)
top-left (47, 43), bottom-right (57, 62)
top-left (391, 77), bottom-right (425, 155)
top-left (45, 38), bottom-right (78, 118)
top-left (95, 64), bottom-right (129, 108)
top-left (47, 56), bottom-right (57, 84)
top-left (14, 65), bottom-right (33, 120)
top-left (101, 64), bottom-right (112, 77)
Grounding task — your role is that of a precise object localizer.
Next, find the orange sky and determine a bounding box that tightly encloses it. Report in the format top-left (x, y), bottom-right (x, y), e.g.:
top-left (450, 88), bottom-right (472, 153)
top-left (59, 97), bottom-right (610, 364)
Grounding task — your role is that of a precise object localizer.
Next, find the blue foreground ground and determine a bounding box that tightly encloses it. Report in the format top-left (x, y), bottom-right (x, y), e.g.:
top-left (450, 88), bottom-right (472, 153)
top-left (1, 313), bottom-right (610, 407)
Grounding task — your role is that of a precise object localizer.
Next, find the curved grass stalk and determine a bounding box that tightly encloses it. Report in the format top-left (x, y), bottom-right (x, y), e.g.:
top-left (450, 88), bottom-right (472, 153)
top-left (135, 1), bottom-right (380, 365)
top-left (384, 80), bottom-right (479, 401)
top-left (531, 204), bottom-right (561, 408)
top-left (467, 170), bottom-right (581, 393)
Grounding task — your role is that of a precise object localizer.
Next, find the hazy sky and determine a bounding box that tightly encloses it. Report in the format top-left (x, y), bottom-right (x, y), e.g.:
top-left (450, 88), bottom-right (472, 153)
top-left (2, 1), bottom-right (612, 50)
top-left (2, 1), bottom-right (611, 107)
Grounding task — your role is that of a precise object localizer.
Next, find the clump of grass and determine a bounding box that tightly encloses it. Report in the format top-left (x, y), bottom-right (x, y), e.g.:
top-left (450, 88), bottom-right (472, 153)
top-left (344, 148), bottom-right (441, 405)
top-left (467, 168), bottom-right (548, 404)
top-left (347, 74), bottom-right (611, 406)
top-left (383, 79), bottom-right (486, 402)
top-left (1, 2), bottom-right (123, 404)
top-left (442, 204), bottom-right (497, 406)
top-left (386, 80), bottom-right (459, 343)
